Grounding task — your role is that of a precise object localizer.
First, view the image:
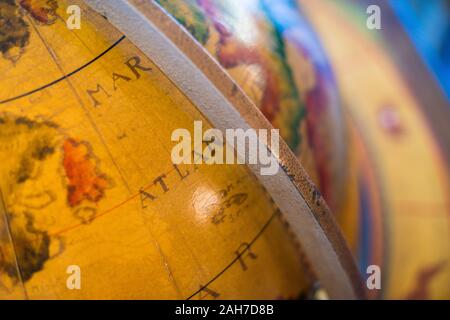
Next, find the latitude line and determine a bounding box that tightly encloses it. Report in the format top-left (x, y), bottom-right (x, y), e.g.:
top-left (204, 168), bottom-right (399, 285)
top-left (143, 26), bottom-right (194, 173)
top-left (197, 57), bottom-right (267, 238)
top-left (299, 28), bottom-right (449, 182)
top-left (186, 208), bottom-right (280, 300)
top-left (0, 35), bottom-right (125, 105)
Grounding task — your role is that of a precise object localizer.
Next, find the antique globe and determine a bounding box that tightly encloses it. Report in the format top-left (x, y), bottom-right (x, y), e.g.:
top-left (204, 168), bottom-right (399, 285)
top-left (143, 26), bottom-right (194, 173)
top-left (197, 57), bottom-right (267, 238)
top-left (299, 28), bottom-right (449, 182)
top-left (0, 0), bottom-right (361, 299)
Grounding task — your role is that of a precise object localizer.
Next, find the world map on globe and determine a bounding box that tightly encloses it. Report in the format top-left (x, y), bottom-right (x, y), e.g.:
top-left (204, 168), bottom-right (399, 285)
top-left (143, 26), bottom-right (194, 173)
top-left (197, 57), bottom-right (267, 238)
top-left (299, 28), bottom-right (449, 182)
top-left (0, 0), bottom-right (448, 300)
top-left (0, 0), bottom-right (362, 299)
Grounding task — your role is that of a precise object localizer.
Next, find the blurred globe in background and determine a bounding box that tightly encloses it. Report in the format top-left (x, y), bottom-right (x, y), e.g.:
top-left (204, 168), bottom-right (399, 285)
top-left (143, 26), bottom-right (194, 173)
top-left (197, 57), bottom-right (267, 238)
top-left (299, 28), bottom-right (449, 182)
top-left (0, 0), bottom-right (448, 300)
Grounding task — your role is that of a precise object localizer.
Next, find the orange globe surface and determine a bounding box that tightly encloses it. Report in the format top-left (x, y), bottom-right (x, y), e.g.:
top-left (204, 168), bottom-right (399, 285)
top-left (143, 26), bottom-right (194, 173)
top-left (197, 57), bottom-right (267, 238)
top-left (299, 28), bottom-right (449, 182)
top-left (0, 0), bottom-right (362, 299)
